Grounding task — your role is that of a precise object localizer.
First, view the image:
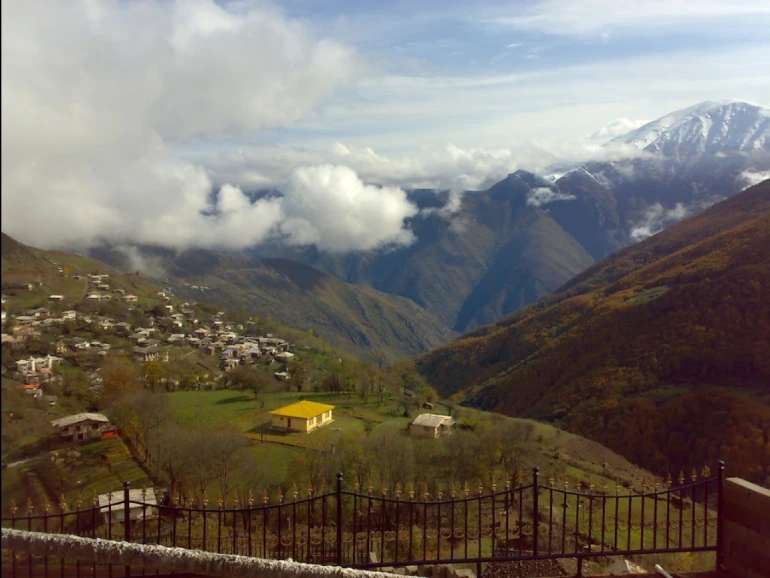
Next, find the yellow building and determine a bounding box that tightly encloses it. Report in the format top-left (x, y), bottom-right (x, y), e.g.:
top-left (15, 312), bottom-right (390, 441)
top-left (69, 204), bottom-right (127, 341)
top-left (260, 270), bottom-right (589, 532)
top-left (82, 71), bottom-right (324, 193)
top-left (269, 400), bottom-right (335, 433)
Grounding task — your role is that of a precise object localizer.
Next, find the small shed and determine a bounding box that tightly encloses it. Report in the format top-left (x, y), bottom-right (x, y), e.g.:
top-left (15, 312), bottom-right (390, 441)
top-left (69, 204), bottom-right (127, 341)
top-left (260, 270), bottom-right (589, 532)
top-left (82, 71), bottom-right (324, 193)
top-left (409, 414), bottom-right (456, 439)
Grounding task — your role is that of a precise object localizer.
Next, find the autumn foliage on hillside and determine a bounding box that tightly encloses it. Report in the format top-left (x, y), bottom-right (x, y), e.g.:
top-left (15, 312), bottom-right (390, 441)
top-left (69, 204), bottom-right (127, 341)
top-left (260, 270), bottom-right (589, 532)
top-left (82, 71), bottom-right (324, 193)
top-left (417, 180), bottom-right (770, 484)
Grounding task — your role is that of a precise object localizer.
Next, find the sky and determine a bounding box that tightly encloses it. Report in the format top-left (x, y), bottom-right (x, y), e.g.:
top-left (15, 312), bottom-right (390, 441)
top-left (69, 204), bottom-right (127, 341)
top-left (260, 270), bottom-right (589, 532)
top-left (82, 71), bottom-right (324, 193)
top-left (2, 0), bottom-right (770, 252)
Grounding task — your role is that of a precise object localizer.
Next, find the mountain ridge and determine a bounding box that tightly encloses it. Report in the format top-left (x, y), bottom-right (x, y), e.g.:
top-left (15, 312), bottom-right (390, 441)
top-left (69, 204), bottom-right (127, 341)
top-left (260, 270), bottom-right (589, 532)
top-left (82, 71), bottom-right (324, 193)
top-left (251, 101), bottom-right (769, 332)
top-left (415, 179), bottom-right (770, 483)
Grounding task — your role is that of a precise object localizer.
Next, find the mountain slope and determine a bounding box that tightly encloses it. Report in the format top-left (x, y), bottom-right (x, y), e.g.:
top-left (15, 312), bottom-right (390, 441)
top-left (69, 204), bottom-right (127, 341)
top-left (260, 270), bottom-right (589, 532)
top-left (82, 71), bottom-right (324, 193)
top-left (252, 171), bottom-right (595, 333)
top-left (88, 246), bottom-right (454, 363)
top-left (416, 179), bottom-right (770, 483)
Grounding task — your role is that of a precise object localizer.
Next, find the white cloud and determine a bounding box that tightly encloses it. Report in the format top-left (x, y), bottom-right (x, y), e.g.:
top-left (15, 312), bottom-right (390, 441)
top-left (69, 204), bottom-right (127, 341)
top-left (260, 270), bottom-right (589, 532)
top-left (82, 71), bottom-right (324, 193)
top-left (279, 165), bottom-right (418, 252)
top-left (113, 245), bottom-right (167, 279)
top-left (630, 203), bottom-right (688, 241)
top-left (629, 198), bottom-right (722, 241)
top-left (485, 0), bottom-right (770, 38)
top-left (740, 169), bottom-right (770, 187)
top-left (1, 0), bottom-right (371, 251)
top-left (526, 187), bottom-right (577, 207)
top-left (588, 118), bottom-right (649, 141)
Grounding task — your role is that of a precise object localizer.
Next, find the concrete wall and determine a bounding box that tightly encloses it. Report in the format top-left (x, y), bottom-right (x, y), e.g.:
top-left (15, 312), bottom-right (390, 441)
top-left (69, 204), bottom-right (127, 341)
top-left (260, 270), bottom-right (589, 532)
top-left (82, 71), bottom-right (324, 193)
top-left (1, 528), bottom-right (407, 578)
top-left (720, 477), bottom-right (770, 578)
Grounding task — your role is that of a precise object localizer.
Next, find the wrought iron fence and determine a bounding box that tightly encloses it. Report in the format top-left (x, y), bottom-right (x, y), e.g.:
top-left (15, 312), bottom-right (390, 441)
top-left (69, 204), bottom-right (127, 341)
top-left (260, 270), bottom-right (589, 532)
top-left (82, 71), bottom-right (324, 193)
top-left (1, 462), bottom-right (724, 577)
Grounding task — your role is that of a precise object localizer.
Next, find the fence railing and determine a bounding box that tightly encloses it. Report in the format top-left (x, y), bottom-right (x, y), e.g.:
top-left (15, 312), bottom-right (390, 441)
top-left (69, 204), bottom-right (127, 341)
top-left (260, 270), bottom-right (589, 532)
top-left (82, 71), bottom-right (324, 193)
top-left (1, 462), bottom-right (724, 577)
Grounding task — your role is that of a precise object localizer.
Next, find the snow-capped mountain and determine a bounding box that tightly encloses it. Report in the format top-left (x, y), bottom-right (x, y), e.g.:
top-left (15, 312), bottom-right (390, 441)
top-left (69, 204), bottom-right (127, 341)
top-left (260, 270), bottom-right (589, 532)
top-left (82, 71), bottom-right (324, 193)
top-left (538, 100), bottom-right (770, 261)
top-left (608, 100), bottom-right (770, 157)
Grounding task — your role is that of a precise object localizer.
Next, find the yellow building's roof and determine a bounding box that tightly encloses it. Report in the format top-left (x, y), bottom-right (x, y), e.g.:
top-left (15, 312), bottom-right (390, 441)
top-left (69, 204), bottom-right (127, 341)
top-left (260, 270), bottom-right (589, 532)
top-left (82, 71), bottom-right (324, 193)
top-left (269, 400), bottom-right (335, 419)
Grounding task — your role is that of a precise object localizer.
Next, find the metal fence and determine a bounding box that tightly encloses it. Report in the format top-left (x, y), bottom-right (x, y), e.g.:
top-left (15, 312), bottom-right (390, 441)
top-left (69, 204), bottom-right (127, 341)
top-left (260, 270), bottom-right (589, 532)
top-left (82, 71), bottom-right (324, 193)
top-left (1, 462), bottom-right (724, 577)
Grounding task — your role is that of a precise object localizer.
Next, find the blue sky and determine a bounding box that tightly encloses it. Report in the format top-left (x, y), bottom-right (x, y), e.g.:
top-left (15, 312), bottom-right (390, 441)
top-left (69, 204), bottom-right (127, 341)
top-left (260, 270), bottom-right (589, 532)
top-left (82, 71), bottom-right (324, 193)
top-left (2, 0), bottom-right (769, 250)
top-left (190, 0), bottom-right (770, 168)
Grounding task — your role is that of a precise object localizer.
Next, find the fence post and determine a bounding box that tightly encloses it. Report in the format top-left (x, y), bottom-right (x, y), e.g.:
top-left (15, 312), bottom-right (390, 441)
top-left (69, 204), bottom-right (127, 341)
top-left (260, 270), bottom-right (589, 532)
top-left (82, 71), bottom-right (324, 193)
top-left (123, 480), bottom-right (132, 578)
top-left (123, 480), bottom-right (131, 542)
top-left (716, 461), bottom-right (725, 570)
top-left (532, 467), bottom-right (539, 557)
top-left (336, 472), bottom-right (343, 566)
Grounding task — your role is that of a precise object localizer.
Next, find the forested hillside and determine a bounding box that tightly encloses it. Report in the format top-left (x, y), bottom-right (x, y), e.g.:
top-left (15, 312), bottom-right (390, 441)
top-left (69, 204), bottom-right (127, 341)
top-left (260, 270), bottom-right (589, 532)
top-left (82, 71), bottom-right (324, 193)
top-left (417, 180), bottom-right (770, 484)
top-left (88, 246), bottom-right (454, 363)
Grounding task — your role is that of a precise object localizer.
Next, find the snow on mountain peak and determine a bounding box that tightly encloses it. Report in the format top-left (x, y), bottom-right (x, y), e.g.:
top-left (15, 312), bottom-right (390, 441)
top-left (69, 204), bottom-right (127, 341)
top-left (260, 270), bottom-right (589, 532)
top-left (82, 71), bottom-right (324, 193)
top-left (607, 100), bottom-right (770, 157)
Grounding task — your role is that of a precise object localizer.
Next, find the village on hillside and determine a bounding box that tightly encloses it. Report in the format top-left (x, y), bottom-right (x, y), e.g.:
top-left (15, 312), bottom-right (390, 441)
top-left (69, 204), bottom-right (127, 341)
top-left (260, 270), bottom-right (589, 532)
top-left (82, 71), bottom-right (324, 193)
top-left (1, 270), bottom-right (307, 394)
top-left (1, 264), bottom-right (458, 492)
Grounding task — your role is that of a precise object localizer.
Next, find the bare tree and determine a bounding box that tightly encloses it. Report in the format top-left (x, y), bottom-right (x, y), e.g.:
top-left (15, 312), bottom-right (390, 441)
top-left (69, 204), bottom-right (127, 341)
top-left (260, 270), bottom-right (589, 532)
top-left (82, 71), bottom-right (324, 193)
top-left (156, 424), bottom-right (196, 497)
top-left (288, 429), bottom-right (334, 490)
top-left (207, 426), bottom-right (248, 499)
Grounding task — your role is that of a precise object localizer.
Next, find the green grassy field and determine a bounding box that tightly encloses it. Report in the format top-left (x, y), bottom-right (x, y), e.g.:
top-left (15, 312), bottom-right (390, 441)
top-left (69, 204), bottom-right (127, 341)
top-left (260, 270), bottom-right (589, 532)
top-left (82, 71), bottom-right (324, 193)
top-left (168, 389), bottom-right (450, 448)
top-left (65, 437), bottom-right (155, 502)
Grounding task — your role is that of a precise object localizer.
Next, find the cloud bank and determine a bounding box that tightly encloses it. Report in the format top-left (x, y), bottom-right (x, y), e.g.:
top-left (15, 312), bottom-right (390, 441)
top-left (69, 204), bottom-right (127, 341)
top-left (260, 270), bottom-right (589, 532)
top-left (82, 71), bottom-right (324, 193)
top-left (526, 187), bottom-right (577, 207)
top-left (0, 0), bottom-right (423, 252)
top-left (629, 198), bottom-right (722, 241)
top-left (740, 169), bottom-right (770, 187)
